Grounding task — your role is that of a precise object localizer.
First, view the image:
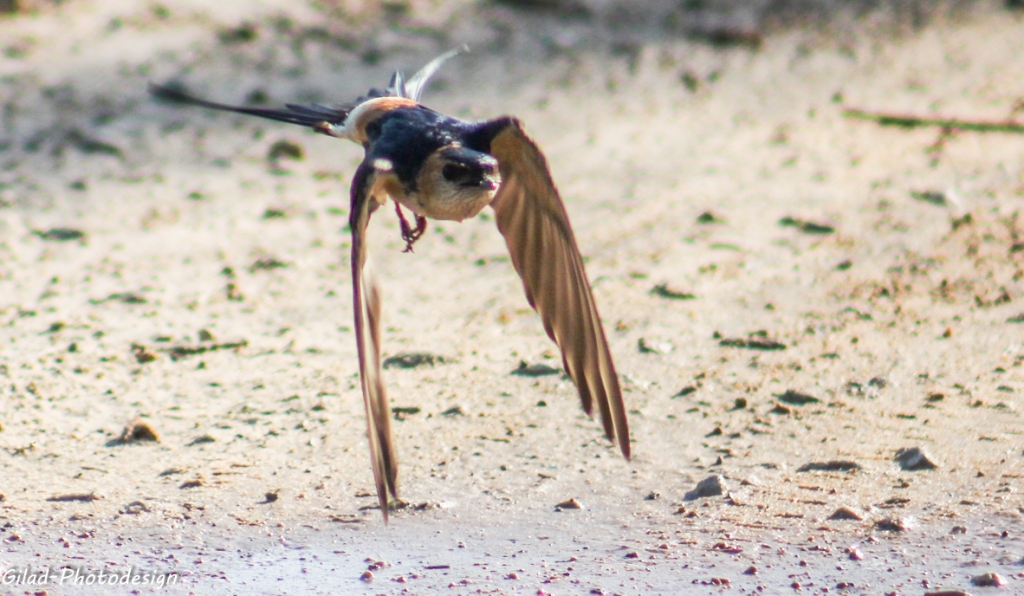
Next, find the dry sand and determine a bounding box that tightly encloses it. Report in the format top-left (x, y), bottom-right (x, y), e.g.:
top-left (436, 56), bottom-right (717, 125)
top-left (1, 0), bottom-right (1024, 593)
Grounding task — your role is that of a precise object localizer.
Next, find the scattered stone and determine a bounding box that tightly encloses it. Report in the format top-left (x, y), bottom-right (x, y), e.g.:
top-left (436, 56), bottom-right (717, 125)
top-left (719, 337), bottom-right (787, 351)
top-left (249, 257), bottom-right (288, 272)
top-left (165, 340), bottom-right (248, 361)
top-left (132, 344), bottom-right (157, 364)
top-left (971, 572), bottom-right (1005, 587)
top-left (89, 292), bottom-right (147, 305)
top-left (637, 338), bottom-right (674, 354)
top-left (267, 139), bottom-right (304, 162)
top-left (673, 386), bottom-right (697, 398)
top-left (651, 284), bottom-right (696, 300)
top-left (505, 572), bottom-right (518, 580)
top-left (696, 211), bottom-right (725, 224)
top-left (798, 461), bottom-right (862, 473)
top-left (644, 492), bottom-right (661, 501)
top-left (263, 491), bottom-right (279, 503)
top-left (179, 478), bottom-right (204, 489)
top-left (122, 501), bottom-right (149, 515)
top-left (779, 216), bottom-right (835, 235)
top-left (881, 497), bottom-right (911, 508)
top-left (67, 130), bottom-right (124, 158)
top-left (440, 406), bottom-right (464, 417)
top-left (875, 517), bottom-right (911, 532)
top-left (895, 447), bottom-right (939, 471)
top-left (392, 406), bottom-right (422, 420)
top-left (846, 545), bottom-right (864, 560)
top-left (360, 570), bottom-right (374, 582)
top-left (776, 390), bottom-right (821, 406)
top-left (624, 551), bottom-right (639, 559)
top-left (47, 493), bottom-right (102, 503)
top-left (868, 376), bottom-right (888, 388)
top-left (926, 393), bottom-right (945, 403)
top-left (711, 542), bottom-right (742, 554)
top-left (198, 328), bottom-right (215, 342)
top-left (923, 591), bottom-right (972, 596)
top-left (512, 361), bottom-right (560, 377)
top-left (684, 475), bottom-right (726, 500)
top-left (769, 403), bottom-right (792, 415)
top-left (33, 228), bottom-right (86, 242)
top-left (118, 418), bottom-right (160, 444)
top-left (383, 352), bottom-right (448, 369)
top-left (187, 434), bottom-right (216, 446)
top-left (365, 559), bottom-right (391, 571)
top-left (555, 498), bottom-right (584, 510)
top-left (911, 190), bottom-right (948, 206)
top-left (724, 493), bottom-right (749, 507)
top-left (731, 397), bottom-right (748, 410)
top-left (828, 506), bottom-right (864, 521)
top-left (743, 566), bottom-right (757, 575)
top-left (950, 525), bottom-right (967, 534)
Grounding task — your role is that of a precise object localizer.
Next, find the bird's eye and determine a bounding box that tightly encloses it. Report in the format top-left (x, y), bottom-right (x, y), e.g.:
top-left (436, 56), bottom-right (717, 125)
top-left (442, 163), bottom-right (469, 182)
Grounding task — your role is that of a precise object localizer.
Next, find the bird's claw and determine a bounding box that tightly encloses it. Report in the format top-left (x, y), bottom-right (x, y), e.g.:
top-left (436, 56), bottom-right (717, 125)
top-left (395, 203), bottom-right (427, 252)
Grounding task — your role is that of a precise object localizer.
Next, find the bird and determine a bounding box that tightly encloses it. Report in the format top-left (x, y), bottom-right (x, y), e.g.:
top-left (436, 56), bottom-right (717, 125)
top-left (149, 47), bottom-right (630, 521)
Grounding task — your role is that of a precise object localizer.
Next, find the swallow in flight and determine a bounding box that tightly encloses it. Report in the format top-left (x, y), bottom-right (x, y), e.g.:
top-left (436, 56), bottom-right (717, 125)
top-left (150, 47), bottom-right (629, 521)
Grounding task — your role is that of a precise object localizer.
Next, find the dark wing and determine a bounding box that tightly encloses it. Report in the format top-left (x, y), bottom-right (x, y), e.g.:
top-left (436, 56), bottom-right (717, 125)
top-left (349, 163), bottom-right (399, 521)
top-left (148, 83), bottom-right (350, 128)
top-left (478, 118), bottom-right (630, 459)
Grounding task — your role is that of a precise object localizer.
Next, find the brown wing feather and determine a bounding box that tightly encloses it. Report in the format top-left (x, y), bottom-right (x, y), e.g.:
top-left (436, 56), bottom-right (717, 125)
top-left (349, 163), bottom-right (399, 521)
top-left (486, 120), bottom-right (630, 459)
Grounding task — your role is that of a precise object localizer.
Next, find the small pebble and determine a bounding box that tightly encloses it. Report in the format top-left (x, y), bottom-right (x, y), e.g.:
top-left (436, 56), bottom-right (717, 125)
top-left (828, 506), bottom-right (864, 521)
top-left (360, 571), bottom-right (373, 582)
top-left (555, 498), bottom-right (584, 510)
top-left (799, 461), bottom-right (862, 473)
top-left (895, 447), bottom-right (938, 471)
top-left (684, 475), bottom-right (726, 500)
top-left (875, 517), bottom-right (912, 532)
top-left (119, 418), bottom-right (160, 443)
top-left (847, 545), bottom-right (864, 561)
top-left (971, 572), bottom-right (1006, 587)
top-left (512, 361), bottom-right (560, 376)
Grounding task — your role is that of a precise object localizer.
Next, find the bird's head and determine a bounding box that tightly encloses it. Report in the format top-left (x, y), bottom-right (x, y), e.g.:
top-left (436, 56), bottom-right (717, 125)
top-left (417, 145), bottom-right (500, 221)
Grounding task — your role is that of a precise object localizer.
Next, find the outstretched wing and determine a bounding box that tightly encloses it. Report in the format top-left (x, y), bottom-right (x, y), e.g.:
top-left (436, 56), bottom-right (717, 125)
top-left (477, 118), bottom-right (630, 459)
top-left (148, 83), bottom-right (350, 128)
top-left (349, 163), bottom-right (399, 521)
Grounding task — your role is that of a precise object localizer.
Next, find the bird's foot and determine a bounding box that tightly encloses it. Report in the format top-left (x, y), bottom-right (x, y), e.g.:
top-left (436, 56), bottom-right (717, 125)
top-left (395, 203), bottom-right (427, 252)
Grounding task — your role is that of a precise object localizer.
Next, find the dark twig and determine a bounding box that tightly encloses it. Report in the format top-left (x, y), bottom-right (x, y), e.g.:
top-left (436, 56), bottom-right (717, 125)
top-left (843, 108), bottom-right (1024, 134)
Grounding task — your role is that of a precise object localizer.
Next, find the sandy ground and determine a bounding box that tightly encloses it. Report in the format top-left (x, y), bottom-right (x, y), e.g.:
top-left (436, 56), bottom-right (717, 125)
top-left (1, 0), bottom-right (1024, 593)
